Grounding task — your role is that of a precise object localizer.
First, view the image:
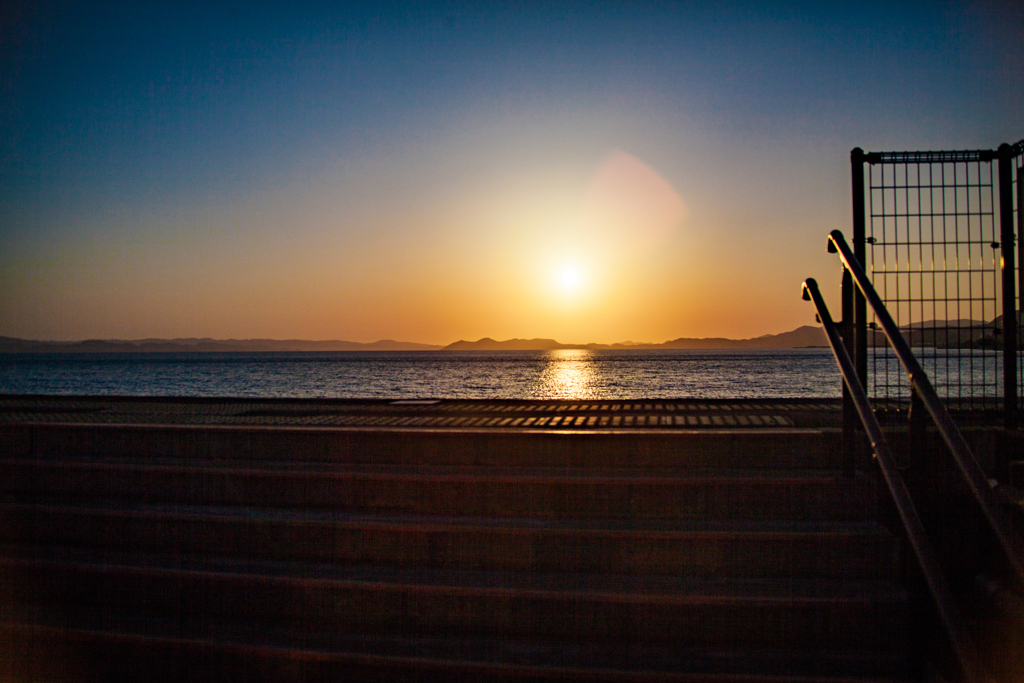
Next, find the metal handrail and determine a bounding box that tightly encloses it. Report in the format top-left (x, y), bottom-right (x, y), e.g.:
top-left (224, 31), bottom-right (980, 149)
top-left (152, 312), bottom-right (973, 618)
top-left (826, 229), bottom-right (1024, 587)
top-left (802, 278), bottom-right (983, 683)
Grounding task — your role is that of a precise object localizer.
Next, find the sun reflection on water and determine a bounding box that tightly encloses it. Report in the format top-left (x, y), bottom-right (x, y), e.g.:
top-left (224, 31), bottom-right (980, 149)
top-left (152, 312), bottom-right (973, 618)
top-left (536, 349), bottom-right (596, 399)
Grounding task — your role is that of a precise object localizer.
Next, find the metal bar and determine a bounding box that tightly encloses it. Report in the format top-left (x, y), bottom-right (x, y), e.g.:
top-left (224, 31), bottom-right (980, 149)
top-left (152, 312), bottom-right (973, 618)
top-left (1000, 143), bottom-right (1019, 428)
top-left (868, 150), bottom-right (998, 164)
top-left (802, 278), bottom-right (984, 683)
top-left (828, 229), bottom-right (1024, 586)
top-left (869, 269), bottom-right (994, 274)
top-left (851, 148), bottom-right (868, 388)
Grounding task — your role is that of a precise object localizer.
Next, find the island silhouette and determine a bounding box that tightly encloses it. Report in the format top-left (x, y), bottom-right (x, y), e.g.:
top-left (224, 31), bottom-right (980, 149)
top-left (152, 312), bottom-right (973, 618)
top-left (0, 325), bottom-right (828, 353)
top-left (4, 318), bottom-right (1016, 353)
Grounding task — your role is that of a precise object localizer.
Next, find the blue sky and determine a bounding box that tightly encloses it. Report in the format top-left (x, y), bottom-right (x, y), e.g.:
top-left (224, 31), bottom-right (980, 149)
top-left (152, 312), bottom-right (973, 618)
top-left (2, 1), bottom-right (1022, 343)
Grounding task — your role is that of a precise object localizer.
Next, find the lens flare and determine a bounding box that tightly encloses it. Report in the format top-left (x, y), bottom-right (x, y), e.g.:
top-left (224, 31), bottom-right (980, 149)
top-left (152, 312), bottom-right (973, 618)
top-left (580, 150), bottom-right (688, 255)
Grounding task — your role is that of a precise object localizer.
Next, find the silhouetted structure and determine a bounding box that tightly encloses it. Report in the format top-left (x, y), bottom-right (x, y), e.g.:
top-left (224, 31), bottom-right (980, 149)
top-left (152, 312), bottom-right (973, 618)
top-left (850, 140), bottom-right (1024, 424)
top-left (805, 140), bottom-right (1024, 681)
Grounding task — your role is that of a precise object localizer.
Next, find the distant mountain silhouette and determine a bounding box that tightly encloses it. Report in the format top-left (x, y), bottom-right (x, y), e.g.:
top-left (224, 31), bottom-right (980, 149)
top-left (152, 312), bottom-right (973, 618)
top-left (443, 338), bottom-right (568, 351)
top-left (881, 313), bottom-right (1024, 349)
top-left (442, 326), bottom-right (828, 351)
top-left (0, 337), bottom-right (443, 353)
top-left (656, 325), bottom-right (828, 349)
top-left (10, 316), bottom-right (1019, 354)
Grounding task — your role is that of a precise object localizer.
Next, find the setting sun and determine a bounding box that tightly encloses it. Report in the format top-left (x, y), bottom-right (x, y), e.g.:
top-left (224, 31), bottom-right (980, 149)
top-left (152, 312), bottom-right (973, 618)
top-left (556, 265), bottom-right (585, 296)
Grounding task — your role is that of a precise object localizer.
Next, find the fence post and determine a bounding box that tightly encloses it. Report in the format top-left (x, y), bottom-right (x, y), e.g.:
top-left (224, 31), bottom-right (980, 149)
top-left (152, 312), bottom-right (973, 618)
top-left (998, 144), bottom-right (1018, 429)
top-left (1019, 151), bottom-right (1024, 372)
top-left (851, 148), bottom-right (868, 388)
top-left (1019, 148), bottom-right (1024, 373)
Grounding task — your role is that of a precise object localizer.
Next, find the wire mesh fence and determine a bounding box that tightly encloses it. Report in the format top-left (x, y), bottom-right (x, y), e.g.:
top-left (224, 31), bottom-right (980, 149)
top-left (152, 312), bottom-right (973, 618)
top-left (862, 150), bottom-right (1001, 410)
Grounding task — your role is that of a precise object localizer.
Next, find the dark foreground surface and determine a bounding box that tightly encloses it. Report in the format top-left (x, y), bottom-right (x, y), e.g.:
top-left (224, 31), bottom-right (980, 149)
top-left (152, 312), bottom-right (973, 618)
top-left (1, 395), bottom-right (1021, 682)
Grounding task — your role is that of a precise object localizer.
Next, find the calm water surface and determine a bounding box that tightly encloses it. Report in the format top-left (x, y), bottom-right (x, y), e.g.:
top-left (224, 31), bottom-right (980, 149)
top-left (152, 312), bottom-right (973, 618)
top-left (0, 349), bottom-right (843, 399)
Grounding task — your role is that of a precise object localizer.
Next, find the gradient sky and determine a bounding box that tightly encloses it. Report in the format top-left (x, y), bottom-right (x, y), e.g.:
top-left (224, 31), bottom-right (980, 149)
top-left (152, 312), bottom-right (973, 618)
top-left (2, 1), bottom-right (1022, 345)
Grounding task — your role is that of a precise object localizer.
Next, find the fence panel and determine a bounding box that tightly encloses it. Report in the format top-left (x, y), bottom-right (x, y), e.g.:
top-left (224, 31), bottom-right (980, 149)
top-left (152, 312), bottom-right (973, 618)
top-left (858, 149), bottom-right (1002, 411)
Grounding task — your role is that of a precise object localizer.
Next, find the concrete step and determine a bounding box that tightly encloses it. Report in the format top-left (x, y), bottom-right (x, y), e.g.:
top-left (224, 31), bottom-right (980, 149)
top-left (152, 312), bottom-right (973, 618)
top-left (0, 423), bottom-right (842, 469)
top-left (0, 502), bottom-right (900, 578)
top-left (0, 459), bottom-right (875, 521)
top-left (0, 421), bottom-right (907, 680)
top-left (1, 554), bottom-right (907, 651)
top-left (1, 620), bottom-right (909, 683)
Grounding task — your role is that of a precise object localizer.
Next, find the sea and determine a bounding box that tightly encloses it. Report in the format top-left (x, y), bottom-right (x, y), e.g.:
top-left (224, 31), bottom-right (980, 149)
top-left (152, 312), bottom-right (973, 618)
top-left (0, 349), bottom-right (842, 400)
top-left (0, 348), bottom-right (1005, 401)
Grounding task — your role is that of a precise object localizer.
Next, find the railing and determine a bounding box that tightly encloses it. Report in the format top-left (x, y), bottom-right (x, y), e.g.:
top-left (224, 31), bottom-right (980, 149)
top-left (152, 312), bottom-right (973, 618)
top-left (802, 277), bottom-right (983, 683)
top-left (804, 229), bottom-right (1024, 682)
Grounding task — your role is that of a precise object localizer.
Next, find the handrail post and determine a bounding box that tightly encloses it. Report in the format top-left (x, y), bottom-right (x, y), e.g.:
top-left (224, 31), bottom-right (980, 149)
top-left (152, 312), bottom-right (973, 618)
top-left (908, 387), bottom-right (927, 473)
top-left (841, 269), bottom-right (857, 476)
top-left (999, 143), bottom-right (1018, 429)
top-left (851, 148), bottom-right (868, 389)
top-left (907, 387), bottom-right (929, 530)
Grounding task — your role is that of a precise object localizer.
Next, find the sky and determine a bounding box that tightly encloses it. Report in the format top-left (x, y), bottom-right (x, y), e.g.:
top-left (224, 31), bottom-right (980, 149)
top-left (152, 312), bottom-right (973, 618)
top-left (1, 1), bottom-right (1022, 345)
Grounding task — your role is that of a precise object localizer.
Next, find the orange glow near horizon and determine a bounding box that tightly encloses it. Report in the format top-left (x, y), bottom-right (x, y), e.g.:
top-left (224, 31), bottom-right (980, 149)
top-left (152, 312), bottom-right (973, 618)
top-left (0, 139), bottom-right (846, 346)
top-left (503, 150), bottom-right (696, 340)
